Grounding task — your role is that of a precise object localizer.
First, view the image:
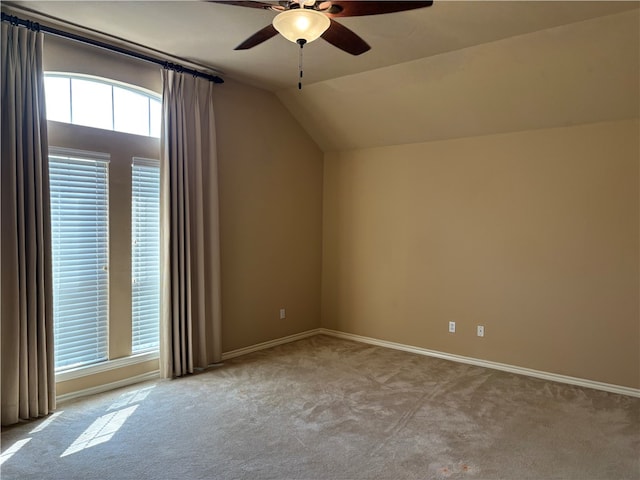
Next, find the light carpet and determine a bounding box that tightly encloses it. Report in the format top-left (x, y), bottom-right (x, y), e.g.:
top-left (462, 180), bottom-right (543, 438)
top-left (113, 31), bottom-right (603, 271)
top-left (1, 335), bottom-right (638, 479)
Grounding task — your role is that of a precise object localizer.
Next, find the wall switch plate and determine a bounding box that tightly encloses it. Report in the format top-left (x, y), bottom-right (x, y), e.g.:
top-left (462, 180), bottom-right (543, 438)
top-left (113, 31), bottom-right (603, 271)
top-left (449, 321), bottom-right (456, 333)
top-left (279, 308), bottom-right (286, 320)
top-left (477, 325), bottom-right (484, 337)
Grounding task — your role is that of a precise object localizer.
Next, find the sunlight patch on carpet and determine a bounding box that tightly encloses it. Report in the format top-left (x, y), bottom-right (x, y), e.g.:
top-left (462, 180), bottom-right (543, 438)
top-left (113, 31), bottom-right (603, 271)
top-left (107, 385), bottom-right (155, 411)
top-left (61, 405), bottom-right (138, 457)
top-left (0, 438), bottom-right (32, 466)
top-left (30, 411), bottom-right (64, 434)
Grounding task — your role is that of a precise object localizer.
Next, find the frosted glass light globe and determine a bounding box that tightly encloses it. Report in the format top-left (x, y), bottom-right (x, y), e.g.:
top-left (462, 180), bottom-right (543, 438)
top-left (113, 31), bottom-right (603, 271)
top-left (273, 9), bottom-right (330, 44)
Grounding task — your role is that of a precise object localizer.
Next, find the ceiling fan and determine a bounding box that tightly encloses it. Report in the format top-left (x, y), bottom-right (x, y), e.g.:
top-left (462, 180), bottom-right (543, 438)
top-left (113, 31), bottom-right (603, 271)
top-left (209, 1), bottom-right (434, 55)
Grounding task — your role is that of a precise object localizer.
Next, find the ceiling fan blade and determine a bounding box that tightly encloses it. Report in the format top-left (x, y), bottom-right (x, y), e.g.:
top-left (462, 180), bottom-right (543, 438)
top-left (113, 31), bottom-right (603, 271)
top-left (235, 24), bottom-right (279, 50)
top-left (207, 1), bottom-right (279, 10)
top-left (321, 19), bottom-right (370, 56)
top-left (326, 1), bottom-right (433, 18)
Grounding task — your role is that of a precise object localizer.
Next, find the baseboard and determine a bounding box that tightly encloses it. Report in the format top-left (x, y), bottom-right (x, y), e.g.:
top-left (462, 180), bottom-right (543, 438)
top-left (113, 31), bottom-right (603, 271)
top-left (56, 371), bottom-right (160, 404)
top-left (55, 328), bottom-right (639, 402)
top-left (318, 328), bottom-right (640, 398)
top-left (221, 328), bottom-right (323, 361)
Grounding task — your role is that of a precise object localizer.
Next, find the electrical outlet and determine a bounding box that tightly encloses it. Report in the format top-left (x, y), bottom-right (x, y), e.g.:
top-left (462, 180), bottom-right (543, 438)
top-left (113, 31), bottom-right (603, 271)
top-left (477, 325), bottom-right (484, 337)
top-left (449, 321), bottom-right (456, 333)
top-left (279, 308), bottom-right (286, 320)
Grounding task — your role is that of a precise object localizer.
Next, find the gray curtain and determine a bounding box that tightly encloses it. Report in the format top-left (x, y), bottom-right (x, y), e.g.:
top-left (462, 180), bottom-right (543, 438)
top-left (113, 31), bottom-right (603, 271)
top-left (160, 69), bottom-right (222, 378)
top-left (1, 22), bottom-right (55, 426)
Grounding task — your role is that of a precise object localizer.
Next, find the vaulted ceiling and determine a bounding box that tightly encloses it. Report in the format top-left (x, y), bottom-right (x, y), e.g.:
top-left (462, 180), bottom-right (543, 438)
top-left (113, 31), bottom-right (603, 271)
top-left (4, 1), bottom-right (639, 150)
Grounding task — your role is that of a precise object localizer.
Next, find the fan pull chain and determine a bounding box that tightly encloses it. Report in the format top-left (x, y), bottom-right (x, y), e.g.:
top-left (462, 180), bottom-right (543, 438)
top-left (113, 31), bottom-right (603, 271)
top-left (297, 39), bottom-right (307, 90)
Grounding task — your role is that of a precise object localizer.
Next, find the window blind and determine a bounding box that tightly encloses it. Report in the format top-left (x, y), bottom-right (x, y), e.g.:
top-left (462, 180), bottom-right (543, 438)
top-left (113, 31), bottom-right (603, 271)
top-left (131, 158), bottom-right (160, 353)
top-left (49, 149), bottom-right (110, 371)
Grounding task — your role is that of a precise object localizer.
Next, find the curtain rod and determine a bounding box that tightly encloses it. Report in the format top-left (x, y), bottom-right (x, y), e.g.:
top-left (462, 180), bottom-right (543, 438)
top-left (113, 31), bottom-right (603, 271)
top-left (1, 11), bottom-right (224, 84)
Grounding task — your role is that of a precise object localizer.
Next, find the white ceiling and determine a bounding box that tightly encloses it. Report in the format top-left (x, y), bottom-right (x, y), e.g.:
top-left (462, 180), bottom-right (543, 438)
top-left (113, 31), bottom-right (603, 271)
top-left (4, 1), bottom-right (639, 92)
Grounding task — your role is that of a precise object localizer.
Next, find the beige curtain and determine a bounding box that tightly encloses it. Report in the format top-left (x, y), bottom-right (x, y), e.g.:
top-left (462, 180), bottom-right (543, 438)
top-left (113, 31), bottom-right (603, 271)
top-left (1, 22), bottom-right (55, 426)
top-left (160, 69), bottom-right (222, 378)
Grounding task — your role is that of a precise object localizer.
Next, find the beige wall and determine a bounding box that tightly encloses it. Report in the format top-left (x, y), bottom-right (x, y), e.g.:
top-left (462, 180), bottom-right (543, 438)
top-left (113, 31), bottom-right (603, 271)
top-left (322, 119), bottom-right (639, 389)
top-left (44, 35), bottom-right (162, 93)
top-left (214, 80), bottom-right (324, 352)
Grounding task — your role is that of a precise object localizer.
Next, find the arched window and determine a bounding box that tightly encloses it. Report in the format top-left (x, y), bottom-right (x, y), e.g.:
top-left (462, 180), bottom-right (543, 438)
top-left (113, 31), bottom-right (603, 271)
top-left (44, 73), bottom-right (161, 138)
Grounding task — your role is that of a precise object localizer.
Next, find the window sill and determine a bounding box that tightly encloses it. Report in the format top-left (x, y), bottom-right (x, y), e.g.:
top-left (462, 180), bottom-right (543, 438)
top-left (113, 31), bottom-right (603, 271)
top-left (55, 351), bottom-right (159, 382)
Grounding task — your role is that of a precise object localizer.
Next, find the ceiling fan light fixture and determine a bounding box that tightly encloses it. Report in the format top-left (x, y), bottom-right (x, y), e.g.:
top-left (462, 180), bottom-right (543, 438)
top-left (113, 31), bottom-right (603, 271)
top-left (272, 8), bottom-right (330, 44)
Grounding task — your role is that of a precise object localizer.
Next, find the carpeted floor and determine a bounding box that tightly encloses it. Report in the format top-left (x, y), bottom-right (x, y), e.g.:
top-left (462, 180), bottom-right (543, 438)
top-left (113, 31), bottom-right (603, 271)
top-left (1, 335), bottom-right (639, 480)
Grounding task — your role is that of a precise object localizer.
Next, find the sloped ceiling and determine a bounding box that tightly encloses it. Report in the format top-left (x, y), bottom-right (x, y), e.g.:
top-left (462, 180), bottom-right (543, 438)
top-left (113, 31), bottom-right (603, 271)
top-left (3, 1), bottom-right (639, 151)
top-left (278, 8), bottom-right (640, 151)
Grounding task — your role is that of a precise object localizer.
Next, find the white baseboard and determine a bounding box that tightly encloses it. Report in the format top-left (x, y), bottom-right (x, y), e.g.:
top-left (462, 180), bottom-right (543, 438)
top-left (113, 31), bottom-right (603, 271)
top-left (56, 327), bottom-right (639, 402)
top-left (318, 328), bottom-right (640, 398)
top-left (221, 328), bottom-right (323, 361)
top-left (56, 371), bottom-right (160, 404)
